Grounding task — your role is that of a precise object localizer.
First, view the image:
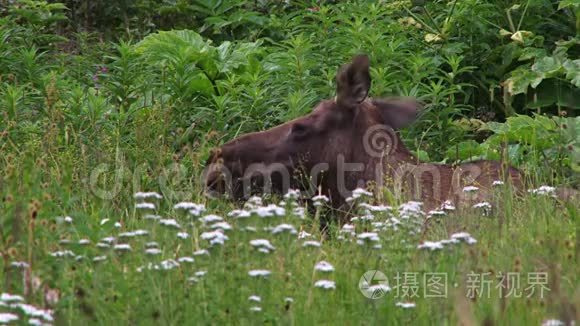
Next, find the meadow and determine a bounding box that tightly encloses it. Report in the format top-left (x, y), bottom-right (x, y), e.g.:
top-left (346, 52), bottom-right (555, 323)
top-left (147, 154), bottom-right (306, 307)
top-left (0, 0), bottom-right (579, 325)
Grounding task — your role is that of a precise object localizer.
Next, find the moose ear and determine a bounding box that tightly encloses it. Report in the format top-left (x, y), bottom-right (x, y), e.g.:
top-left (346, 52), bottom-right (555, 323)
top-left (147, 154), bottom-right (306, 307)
top-left (336, 54), bottom-right (371, 108)
top-left (372, 98), bottom-right (422, 129)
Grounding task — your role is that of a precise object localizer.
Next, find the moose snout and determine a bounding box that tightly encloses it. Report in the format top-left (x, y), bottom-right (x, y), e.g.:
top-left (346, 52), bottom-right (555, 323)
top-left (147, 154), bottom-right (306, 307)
top-left (204, 149), bottom-right (228, 197)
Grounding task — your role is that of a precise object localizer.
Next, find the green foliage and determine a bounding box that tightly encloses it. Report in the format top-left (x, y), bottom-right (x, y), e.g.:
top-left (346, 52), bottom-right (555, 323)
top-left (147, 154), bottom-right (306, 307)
top-left (1, 0), bottom-right (577, 177)
top-left (0, 0), bottom-right (579, 324)
top-left (448, 114), bottom-right (579, 185)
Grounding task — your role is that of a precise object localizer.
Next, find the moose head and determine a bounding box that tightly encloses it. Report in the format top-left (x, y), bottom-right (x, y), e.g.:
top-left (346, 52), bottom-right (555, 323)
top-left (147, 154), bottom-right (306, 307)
top-left (204, 55), bottom-right (422, 204)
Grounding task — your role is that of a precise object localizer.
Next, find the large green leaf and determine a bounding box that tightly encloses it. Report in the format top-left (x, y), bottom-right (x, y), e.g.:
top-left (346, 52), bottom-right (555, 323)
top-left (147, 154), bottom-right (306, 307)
top-left (525, 78), bottom-right (580, 110)
top-left (518, 47), bottom-right (547, 61)
top-left (532, 56), bottom-right (563, 78)
top-left (505, 67), bottom-right (543, 95)
top-left (445, 140), bottom-right (483, 161)
top-left (136, 30), bottom-right (212, 67)
top-left (563, 59), bottom-right (580, 87)
top-left (558, 0), bottom-right (580, 9)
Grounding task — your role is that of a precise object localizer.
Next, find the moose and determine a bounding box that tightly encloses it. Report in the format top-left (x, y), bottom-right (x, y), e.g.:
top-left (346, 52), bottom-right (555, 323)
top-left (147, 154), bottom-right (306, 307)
top-left (204, 55), bottom-right (525, 212)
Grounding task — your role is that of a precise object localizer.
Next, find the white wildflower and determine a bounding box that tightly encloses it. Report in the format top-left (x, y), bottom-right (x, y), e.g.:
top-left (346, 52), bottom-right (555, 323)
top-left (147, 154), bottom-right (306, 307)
top-left (248, 270), bottom-right (271, 277)
top-left (193, 249), bottom-right (210, 256)
top-left (113, 244), bottom-right (132, 251)
top-left (100, 218), bottom-right (110, 225)
top-left (248, 295), bottom-right (261, 302)
top-left (253, 204), bottom-right (285, 217)
top-left (302, 240), bottom-right (321, 248)
top-left (351, 214), bottom-right (375, 222)
top-left (101, 236), bottom-right (115, 244)
top-left (174, 202), bottom-right (202, 211)
top-left (473, 202), bottom-right (492, 209)
top-left (145, 242), bottom-right (159, 248)
top-left (352, 188), bottom-right (372, 198)
top-left (159, 219), bottom-right (181, 228)
top-left (144, 214), bottom-right (161, 220)
top-left (0, 313), bottom-right (18, 323)
top-left (159, 259), bottom-right (180, 270)
top-left (119, 230), bottom-right (149, 238)
top-left (135, 202), bottom-right (156, 210)
top-left (177, 256), bottom-right (194, 263)
top-left (417, 241), bottom-right (444, 251)
top-left (250, 239), bottom-right (276, 251)
top-left (210, 222), bottom-right (232, 231)
top-left (395, 302), bottom-right (416, 309)
top-left (228, 209), bottom-right (251, 218)
top-left (1, 293), bottom-right (24, 302)
top-left (359, 203), bottom-right (391, 212)
top-left (357, 232), bottom-right (380, 242)
top-left (314, 280), bottom-right (336, 290)
top-left (341, 224), bottom-right (355, 234)
top-left (201, 231), bottom-right (229, 246)
top-left (398, 201), bottom-right (424, 218)
top-left (427, 210), bottom-right (446, 217)
top-left (134, 192), bottom-right (162, 200)
top-left (541, 320), bottom-right (565, 326)
top-left (145, 248), bottom-right (162, 255)
top-left (284, 189), bottom-right (300, 200)
top-left (244, 196), bottom-right (263, 208)
top-left (10, 261), bottom-right (29, 269)
top-left (14, 303), bottom-right (53, 322)
top-left (93, 256), bottom-right (107, 262)
top-left (249, 306), bottom-right (262, 312)
top-left (189, 205), bottom-right (206, 217)
top-left (492, 180), bottom-right (504, 186)
top-left (78, 239), bottom-right (91, 245)
top-left (314, 261), bottom-right (335, 272)
top-left (451, 232), bottom-right (477, 244)
top-left (272, 224), bottom-right (297, 235)
top-left (463, 186), bottom-right (479, 193)
top-left (50, 250), bottom-right (75, 258)
top-left (439, 238), bottom-right (460, 245)
top-left (177, 232), bottom-right (189, 239)
top-left (312, 194), bottom-right (329, 207)
top-left (298, 230), bottom-right (312, 239)
top-left (292, 207), bottom-right (306, 219)
top-left (201, 214), bottom-right (223, 224)
top-left (473, 202), bottom-right (492, 215)
top-left (529, 186), bottom-right (556, 197)
top-left (441, 200), bottom-right (456, 211)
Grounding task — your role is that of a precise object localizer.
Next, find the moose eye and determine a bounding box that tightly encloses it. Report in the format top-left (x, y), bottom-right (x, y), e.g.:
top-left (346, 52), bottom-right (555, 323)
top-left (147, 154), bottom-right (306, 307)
top-left (291, 123), bottom-right (310, 138)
